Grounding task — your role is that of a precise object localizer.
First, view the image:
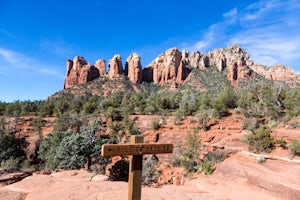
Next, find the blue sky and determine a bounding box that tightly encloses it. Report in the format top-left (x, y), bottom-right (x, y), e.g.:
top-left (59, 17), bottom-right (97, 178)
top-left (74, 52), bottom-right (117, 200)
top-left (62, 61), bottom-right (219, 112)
top-left (0, 0), bottom-right (299, 102)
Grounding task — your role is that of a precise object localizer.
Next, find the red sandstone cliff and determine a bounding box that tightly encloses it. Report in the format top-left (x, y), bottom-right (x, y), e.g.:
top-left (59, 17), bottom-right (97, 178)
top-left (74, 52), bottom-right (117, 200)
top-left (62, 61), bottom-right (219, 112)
top-left (63, 45), bottom-right (300, 89)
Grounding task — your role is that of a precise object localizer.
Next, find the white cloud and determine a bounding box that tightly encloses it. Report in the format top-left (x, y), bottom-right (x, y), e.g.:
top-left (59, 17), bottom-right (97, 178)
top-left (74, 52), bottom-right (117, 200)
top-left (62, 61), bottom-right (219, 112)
top-left (182, 0), bottom-right (300, 71)
top-left (40, 38), bottom-right (71, 56)
top-left (0, 47), bottom-right (64, 77)
top-left (223, 8), bottom-right (237, 18)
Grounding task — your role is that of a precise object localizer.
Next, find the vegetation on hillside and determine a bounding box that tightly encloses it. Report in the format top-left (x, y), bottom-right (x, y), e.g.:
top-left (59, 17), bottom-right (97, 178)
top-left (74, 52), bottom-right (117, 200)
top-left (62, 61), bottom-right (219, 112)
top-left (1, 70), bottom-right (300, 179)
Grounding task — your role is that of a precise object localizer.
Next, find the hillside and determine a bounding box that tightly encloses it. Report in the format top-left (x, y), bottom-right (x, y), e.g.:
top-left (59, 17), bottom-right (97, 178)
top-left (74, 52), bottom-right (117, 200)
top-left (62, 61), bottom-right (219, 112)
top-left (1, 113), bottom-right (300, 199)
top-left (1, 44), bottom-right (300, 200)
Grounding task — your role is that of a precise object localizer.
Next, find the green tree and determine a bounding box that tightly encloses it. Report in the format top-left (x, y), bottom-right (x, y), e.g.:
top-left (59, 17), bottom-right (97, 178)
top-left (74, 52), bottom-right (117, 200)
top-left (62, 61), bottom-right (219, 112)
top-left (180, 131), bottom-right (201, 172)
top-left (0, 119), bottom-right (27, 169)
top-left (243, 125), bottom-right (275, 153)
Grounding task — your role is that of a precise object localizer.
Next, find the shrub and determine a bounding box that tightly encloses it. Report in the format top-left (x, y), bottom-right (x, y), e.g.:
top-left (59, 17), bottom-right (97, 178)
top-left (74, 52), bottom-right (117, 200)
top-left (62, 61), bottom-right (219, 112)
top-left (256, 155), bottom-right (266, 164)
top-left (243, 126), bottom-right (275, 153)
top-left (142, 155), bottom-right (160, 185)
top-left (197, 109), bottom-right (215, 131)
top-left (242, 117), bottom-right (258, 132)
top-left (1, 157), bottom-right (22, 171)
top-left (0, 131), bottom-right (27, 167)
top-left (180, 131), bottom-right (200, 172)
top-left (151, 118), bottom-right (160, 130)
top-left (276, 139), bottom-right (287, 149)
top-left (289, 140), bottom-right (300, 156)
top-left (200, 160), bottom-right (214, 175)
top-left (204, 150), bottom-right (228, 164)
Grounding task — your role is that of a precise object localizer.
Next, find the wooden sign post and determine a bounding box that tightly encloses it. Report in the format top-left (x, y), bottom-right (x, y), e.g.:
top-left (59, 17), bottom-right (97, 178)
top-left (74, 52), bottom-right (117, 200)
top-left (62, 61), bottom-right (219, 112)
top-left (102, 135), bottom-right (173, 200)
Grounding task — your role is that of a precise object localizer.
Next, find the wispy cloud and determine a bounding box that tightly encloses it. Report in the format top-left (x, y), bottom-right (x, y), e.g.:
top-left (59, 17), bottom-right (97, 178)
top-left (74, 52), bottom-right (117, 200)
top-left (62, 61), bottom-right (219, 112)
top-left (0, 47), bottom-right (64, 77)
top-left (40, 38), bottom-right (72, 56)
top-left (181, 0), bottom-right (300, 71)
top-left (223, 7), bottom-right (237, 18)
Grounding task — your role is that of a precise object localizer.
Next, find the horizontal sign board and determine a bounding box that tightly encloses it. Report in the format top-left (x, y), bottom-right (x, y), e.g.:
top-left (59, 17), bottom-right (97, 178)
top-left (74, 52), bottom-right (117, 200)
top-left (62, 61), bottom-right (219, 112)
top-left (102, 143), bottom-right (173, 156)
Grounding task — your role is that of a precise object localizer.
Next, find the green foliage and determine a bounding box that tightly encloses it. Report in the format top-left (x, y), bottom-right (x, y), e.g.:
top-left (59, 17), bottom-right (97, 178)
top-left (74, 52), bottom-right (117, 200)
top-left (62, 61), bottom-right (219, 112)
top-left (200, 160), bottom-right (214, 175)
top-left (284, 86), bottom-right (300, 117)
top-left (187, 67), bottom-right (228, 94)
top-left (242, 117), bottom-right (258, 132)
top-left (237, 82), bottom-right (285, 119)
top-left (142, 156), bottom-right (160, 185)
top-left (196, 109), bottom-right (215, 131)
top-left (243, 126), bottom-right (275, 153)
top-left (289, 140), bottom-right (300, 156)
top-left (179, 92), bottom-right (200, 116)
top-left (180, 131), bottom-right (201, 172)
top-left (151, 117), bottom-right (160, 130)
top-left (38, 117), bottom-right (109, 171)
top-left (204, 150), bottom-right (228, 164)
top-left (108, 121), bottom-right (123, 143)
top-left (122, 115), bottom-right (140, 135)
top-left (211, 85), bottom-right (237, 117)
top-left (0, 119), bottom-right (27, 170)
top-left (276, 139), bottom-right (287, 149)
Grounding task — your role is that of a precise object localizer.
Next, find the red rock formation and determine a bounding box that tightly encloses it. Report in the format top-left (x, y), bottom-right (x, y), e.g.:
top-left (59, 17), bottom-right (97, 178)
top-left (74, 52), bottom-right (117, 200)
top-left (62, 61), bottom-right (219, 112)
top-left (125, 53), bottom-right (143, 84)
top-left (63, 44), bottom-right (300, 89)
top-left (250, 64), bottom-right (298, 81)
top-left (108, 54), bottom-right (123, 79)
top-left (95, 59), bottom-right (106, 76)
top-left (64, 56), bottom-right (100, 89)
top-left (145, 48), bottom-right (190, 85)
top-left (176, 50), bottom-right (191, 83)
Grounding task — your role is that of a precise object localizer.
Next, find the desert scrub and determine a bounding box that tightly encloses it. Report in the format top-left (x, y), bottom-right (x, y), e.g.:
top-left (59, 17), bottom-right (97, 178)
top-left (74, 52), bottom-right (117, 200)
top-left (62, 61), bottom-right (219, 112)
top-left (142, 155), bottom-right (160, 185)
top-left (276, 139), bottom-right (287, 149)
top-left (204, 150), bottom-right (228, 164)
top-left (242, 125), bottom-right (275, 153)
top-left (289, 140), bottom-right (300, 156)
top-left (256, 155), bottom-right (266, 164)
top-left (180, 131), bottom-right (201, 172)
top-left (151, 117), bottom-right (160, 130)
top-left (199, 160), bottom-right (214, 175)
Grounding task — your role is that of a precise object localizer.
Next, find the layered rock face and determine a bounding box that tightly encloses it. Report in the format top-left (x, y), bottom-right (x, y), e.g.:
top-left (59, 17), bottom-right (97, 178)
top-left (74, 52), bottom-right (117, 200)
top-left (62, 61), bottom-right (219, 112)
top-left (188, 44), bottom-right (253, 85)
top-left (63, 44), bottom-right (299, 89)
top-left (95, 59), bottom-right (106, 76)
top-left (143, 48), bottom-right (191, 84)
top-left (64, 56), bottom-right (100, 89)
top-left (125, 53), bottom-right (143, 84)
top-left (250, 64), bottom-right (299, 82)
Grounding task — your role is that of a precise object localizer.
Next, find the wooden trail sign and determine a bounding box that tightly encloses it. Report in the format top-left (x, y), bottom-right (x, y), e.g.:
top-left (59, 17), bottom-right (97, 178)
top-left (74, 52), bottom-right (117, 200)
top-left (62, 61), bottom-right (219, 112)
top-left (102, 135), bottom-right (173, 200)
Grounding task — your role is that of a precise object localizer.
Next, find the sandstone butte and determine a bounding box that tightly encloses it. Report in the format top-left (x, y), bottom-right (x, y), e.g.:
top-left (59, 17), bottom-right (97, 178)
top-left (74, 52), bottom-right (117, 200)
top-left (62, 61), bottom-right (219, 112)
top-left (63, 44), bottom-right (300, 89)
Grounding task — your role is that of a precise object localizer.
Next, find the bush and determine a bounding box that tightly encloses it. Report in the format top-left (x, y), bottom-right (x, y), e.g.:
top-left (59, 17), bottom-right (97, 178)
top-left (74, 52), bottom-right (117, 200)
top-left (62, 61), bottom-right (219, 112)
top-left (197, 109), bottom-right (215, 131)
top-left (243, 126), bottom-right (275, 153)
top-left (180, 131), bottom-right (200, 172)
top-left (200, 160), bottom-right (214, 175)
top-left (256, 155), bottom-right (266, 164)
top-left (142, 156), bottom-right (160, 185)
top-left (276, 139), bottom-right (287, 149)
top-left (204, 150), bottom-right (228, 164)
top-left (242, 117), bottom-right (258, 132)
top-left (151, 118), bottom-right (160, 130)
top-left (289, 140), bottom-right (300, 156)
top-left (0, 131), bottom-right (27, 167)
top-left (1, 157), bottom-right (22, 171)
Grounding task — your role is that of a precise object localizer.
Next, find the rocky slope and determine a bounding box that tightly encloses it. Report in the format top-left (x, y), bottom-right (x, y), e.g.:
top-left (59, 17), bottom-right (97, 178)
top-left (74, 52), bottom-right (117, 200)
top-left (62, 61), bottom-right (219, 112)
top-left (1, 114), bottom-right (300, 200)
top-left (63, 44), bottom-right (300, 89)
